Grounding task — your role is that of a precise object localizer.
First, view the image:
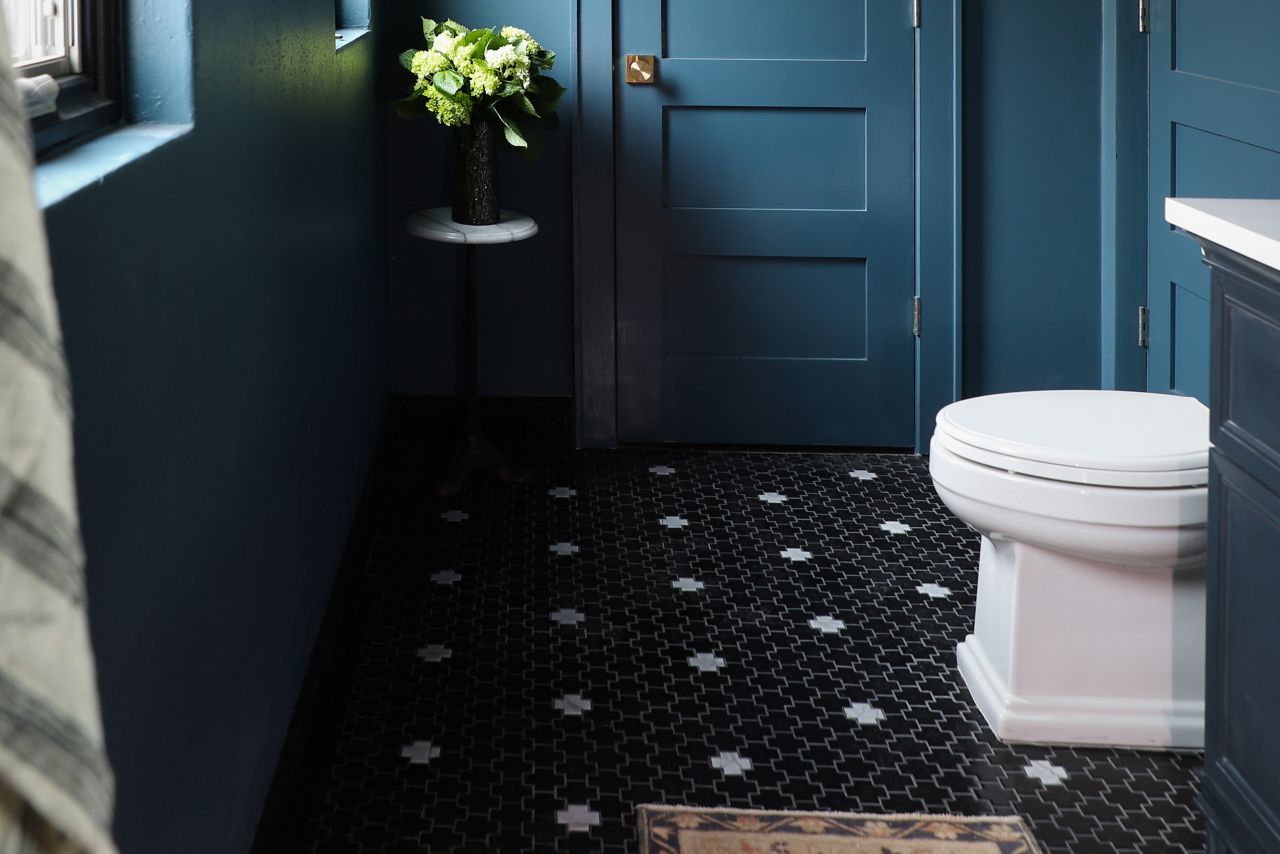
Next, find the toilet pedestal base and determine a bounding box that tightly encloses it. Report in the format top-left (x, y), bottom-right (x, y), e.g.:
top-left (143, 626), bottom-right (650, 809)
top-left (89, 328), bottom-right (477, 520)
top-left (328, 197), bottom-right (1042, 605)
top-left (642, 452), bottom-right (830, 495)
top-left (956, 536), bottom-right (1205, 750)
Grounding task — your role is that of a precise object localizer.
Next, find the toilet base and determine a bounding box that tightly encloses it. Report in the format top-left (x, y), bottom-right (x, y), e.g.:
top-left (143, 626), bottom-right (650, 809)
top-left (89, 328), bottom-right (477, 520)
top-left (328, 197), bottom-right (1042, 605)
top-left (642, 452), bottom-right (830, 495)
top-left (957, 635), bottom-right (1203, 750)
top-left (957, 536), bottom-right (1205, 750)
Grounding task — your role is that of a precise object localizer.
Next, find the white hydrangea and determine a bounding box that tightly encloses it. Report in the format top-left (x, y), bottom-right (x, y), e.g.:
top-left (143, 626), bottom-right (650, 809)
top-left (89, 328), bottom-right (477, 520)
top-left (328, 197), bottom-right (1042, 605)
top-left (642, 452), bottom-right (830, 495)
top-left (500, 26), bottom-right (542, 57)
top-left (485, 44), bottom-right (519, 69)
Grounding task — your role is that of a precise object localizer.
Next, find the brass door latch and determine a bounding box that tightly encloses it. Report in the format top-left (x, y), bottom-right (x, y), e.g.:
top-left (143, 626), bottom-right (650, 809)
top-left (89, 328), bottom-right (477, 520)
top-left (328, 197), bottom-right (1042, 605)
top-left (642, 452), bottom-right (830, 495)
top-left (625, 55), bottom-right (656, 84)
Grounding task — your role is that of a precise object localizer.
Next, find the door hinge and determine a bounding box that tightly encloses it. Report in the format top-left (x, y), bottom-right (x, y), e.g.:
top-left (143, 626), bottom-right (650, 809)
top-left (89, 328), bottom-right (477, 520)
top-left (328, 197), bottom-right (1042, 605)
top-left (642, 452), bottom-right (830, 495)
top-left (912, 0), bottom-right (922, 29)
top-left (1138, 305), bottom-right (1150, 348)
top-left (913, 296), bottom-right (922, 338)
top-left (1138, 0), bottom-right (1150, 33)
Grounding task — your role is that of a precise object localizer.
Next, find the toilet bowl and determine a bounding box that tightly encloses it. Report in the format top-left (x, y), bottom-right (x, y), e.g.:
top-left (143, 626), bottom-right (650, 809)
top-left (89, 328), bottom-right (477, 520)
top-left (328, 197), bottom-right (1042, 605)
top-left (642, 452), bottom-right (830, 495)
top-left (929, 390), bottom-right (1209, 750)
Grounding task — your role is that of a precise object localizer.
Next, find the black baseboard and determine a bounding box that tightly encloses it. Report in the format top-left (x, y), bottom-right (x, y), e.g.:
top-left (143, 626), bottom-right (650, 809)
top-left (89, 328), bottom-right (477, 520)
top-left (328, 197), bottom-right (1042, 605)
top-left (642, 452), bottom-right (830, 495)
top-left (249, 412), bottom-right (392, 853)
top-left (249, 395), bottom-right (572, 850)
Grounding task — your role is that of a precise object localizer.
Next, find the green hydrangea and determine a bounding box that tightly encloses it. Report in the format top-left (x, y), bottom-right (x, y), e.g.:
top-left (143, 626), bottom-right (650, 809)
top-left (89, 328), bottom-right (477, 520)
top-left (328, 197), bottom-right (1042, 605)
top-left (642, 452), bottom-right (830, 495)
top-left (469, 66), bottom-right (501, 97)
top-left (425, 86), bottom-right (472, 127)
top-left (410, 50), bottom-right (450, 81)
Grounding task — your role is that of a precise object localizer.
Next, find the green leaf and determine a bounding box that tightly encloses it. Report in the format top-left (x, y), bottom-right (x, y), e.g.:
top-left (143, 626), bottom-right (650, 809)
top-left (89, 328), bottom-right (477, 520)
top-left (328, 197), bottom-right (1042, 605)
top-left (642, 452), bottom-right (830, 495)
top-left (398, 49), bottom-right (417, 71)
top-left (511, 93), bottom-right (540, 118)
top-left (421, 18), bottom-right (438, 41)
top-left (433, 70), bottom-right (465, 96)
top-left (440, 19), bottom-right (467, 35)
top-left (519, 124), bottom-right (545, 161)
top-left (460, 27), bottom-right (494, 46)
top-left (391, 95), bottom-right (431, 119)
top-left (529, 76), bottom-right (566, 115)
top-left (489, 105), bottom-right (528, 149)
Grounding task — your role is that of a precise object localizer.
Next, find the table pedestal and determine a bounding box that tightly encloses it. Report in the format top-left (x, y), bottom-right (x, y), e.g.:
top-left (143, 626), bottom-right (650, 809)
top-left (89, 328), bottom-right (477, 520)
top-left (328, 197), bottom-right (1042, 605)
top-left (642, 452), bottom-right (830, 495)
top-left (405, 208), bottom-right (539, 495)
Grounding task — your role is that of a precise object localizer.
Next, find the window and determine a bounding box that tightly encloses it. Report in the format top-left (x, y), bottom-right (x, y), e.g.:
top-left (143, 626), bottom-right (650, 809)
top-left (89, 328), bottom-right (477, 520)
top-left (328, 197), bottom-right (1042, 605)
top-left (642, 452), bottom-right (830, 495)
top-left (2, 0), bottom-right (120, 156)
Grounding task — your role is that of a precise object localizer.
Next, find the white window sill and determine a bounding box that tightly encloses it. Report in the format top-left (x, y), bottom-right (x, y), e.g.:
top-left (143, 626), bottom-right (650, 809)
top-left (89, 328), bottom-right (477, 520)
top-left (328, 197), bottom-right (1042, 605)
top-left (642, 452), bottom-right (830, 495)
top-left (36, 122), bottom-right (192, 209)
top-left (336, 28), bottom-right (371, 52)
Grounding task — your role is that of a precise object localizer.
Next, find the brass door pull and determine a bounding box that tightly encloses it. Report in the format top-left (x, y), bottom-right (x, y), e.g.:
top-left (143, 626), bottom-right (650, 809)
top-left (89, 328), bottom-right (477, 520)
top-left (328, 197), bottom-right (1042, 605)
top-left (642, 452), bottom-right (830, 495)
top-left (626, 55), bottom-right (656, 84)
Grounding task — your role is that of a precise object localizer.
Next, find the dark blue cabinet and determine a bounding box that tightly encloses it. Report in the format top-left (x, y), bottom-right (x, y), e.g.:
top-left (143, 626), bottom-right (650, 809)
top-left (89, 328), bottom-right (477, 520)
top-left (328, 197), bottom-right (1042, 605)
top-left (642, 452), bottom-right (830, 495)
top-left (1201, 243), bottom-right (1280, 853)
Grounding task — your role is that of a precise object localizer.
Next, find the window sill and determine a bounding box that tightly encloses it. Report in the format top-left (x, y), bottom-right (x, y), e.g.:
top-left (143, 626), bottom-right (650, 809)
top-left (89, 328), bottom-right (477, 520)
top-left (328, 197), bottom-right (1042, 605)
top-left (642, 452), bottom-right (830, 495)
top-left (36, 122), bottom-right (192, 209)
top-left (335, 28), bottom-right (371, 52)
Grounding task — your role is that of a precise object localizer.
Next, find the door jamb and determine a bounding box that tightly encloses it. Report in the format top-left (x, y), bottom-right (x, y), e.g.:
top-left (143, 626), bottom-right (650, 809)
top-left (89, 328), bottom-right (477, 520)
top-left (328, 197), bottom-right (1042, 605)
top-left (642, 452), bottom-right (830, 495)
top-left (573, 0), bottom-right (964, 452)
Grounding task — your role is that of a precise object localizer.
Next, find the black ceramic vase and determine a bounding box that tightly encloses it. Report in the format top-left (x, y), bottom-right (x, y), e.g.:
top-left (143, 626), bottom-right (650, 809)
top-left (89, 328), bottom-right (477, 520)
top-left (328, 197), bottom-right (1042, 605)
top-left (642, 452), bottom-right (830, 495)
top-left (452, 120), bottom-right (500, 226)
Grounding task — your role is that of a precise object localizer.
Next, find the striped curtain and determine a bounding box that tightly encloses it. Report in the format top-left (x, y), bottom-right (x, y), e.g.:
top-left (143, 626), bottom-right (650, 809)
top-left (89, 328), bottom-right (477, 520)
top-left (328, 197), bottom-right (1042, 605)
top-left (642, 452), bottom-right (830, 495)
top-left (0, 17), bottom-right (116, 854)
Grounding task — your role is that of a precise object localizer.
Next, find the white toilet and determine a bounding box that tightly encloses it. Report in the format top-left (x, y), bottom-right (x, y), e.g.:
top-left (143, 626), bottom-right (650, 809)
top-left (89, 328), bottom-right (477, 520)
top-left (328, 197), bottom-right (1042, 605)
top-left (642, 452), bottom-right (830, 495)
top-left (929, 390), bottom-right (1209, 750)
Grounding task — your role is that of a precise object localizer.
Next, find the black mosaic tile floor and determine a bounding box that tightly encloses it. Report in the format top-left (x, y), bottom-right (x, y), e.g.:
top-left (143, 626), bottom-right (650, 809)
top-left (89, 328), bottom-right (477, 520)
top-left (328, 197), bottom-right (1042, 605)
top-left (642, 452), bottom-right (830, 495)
top-left (294, 404), bottom-right (1204, 853)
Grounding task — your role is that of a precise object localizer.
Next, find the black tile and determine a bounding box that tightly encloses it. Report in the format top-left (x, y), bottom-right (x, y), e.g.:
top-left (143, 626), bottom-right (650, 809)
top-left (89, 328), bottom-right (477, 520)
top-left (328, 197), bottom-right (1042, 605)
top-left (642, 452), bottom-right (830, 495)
top-left (294, 407), bottom-right (1204, 854)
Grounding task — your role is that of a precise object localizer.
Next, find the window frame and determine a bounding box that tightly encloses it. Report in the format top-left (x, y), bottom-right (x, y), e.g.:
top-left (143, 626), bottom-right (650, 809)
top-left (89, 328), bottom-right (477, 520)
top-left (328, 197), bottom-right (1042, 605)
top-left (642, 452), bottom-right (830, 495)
top-left (17, 0), bottom-right (121, 158)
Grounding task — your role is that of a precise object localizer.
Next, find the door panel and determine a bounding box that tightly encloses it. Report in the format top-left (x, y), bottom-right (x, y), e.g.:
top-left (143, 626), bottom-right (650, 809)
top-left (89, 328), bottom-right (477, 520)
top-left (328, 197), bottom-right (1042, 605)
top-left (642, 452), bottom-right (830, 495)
top-left (1148, 0), bottom-right (1280, 401)
top-left (616, 0), bottom-right (916, 446)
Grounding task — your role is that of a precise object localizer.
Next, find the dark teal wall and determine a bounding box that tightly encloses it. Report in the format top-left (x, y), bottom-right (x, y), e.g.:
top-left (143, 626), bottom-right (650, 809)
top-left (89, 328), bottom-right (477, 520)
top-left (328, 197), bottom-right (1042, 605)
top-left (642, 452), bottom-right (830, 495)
top-left (962, 2), bottom-right (1104, 395)
top-left (387, 0), bottom-right (574, 396)
top-left (41, 3), bottom-right (387, 852)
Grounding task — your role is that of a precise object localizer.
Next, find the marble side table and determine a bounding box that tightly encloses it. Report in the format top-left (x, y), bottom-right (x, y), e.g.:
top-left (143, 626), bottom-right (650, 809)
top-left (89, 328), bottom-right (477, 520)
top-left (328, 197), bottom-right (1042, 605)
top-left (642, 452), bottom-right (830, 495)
top-left (406, 208), bottom-right (539, 494)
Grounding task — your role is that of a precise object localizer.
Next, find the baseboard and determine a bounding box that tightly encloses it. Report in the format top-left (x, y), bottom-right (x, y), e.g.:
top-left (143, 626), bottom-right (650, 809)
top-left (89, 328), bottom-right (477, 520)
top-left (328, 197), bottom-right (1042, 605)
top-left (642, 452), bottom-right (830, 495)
top-left (249, 410), bottom-right (392, 853)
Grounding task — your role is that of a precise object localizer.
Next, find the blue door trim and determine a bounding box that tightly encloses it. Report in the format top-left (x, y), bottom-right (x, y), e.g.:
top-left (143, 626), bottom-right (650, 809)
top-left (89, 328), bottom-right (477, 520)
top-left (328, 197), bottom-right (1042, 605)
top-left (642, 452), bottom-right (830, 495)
top-left (571, 0), bottom-right (618, 447)
top-left (573, 0), bottom-right (964, 452)
top-left (914, 0), bottom-right (964, 452)
top-left (1099, 0), bottom-right (1149, 391)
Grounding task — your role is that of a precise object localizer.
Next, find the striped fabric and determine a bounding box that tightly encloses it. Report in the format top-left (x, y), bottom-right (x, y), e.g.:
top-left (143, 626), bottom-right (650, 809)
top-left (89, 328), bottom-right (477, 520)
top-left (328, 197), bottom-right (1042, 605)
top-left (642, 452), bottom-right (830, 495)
top-left (0, 18), bottom-right (117, 854)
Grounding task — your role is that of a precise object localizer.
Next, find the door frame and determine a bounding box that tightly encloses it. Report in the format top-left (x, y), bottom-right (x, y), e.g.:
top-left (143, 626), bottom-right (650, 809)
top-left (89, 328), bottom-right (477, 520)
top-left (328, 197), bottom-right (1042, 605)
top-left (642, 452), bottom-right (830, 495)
top-left (572, 0), bottom-right (964, 452)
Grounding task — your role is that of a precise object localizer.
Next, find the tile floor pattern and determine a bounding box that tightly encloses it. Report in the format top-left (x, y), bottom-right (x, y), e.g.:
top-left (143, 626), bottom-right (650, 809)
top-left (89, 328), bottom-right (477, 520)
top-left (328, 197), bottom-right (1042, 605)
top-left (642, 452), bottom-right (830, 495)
top-left (296, 409), bottom-right (1204, 854)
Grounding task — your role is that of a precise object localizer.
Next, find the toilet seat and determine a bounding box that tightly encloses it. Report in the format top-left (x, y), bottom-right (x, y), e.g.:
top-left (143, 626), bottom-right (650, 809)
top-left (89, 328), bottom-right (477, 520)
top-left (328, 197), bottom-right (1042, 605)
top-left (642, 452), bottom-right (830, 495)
top-left (935, 390), bottom-right (1210, 489)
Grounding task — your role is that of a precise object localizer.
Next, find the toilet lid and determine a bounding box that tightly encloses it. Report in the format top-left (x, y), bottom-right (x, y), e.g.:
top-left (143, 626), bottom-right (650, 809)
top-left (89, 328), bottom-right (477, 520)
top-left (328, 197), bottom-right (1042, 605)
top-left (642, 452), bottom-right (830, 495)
top-left (934, 390), bottom-right (1210, 488)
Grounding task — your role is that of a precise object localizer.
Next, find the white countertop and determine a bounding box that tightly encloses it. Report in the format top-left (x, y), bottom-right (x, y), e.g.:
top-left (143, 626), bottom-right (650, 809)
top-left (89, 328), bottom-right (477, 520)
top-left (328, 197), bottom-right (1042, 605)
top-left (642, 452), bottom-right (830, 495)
top-left (1166, 198), bottom-right (1280, 271)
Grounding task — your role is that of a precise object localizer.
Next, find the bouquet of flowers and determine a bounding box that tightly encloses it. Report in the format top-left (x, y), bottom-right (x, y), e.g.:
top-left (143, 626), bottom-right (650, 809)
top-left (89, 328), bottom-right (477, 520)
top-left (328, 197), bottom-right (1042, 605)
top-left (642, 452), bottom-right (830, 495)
top-left (396, 18), bottom-right (564, 158)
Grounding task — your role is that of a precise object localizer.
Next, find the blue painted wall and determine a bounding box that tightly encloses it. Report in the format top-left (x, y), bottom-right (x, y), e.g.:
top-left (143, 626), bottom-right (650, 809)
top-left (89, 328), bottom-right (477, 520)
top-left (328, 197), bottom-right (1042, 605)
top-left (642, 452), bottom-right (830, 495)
top-left (40, 4), bottom-right (387, 852)
top-left (962, 2), bottom-right (1104, 395)
top-left (386, 0), bottom-right (574, 396)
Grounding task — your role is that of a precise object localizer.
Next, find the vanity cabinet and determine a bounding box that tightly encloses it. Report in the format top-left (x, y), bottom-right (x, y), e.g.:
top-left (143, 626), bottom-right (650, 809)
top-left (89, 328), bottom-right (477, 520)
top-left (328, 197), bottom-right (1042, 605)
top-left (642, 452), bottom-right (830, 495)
top-left (1201, 243), bottom-right (1280, 854)
top-left (1167, 199), bottom-right (1280, 854)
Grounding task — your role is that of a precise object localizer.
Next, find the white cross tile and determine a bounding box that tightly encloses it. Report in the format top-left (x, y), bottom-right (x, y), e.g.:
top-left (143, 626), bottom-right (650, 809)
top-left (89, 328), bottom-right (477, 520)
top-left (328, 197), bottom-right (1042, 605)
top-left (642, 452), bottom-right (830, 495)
top-left (844, 702), bottom-right (886, 725)
top-left (550, 608), bottom-right (585, 626)
top-left (880, 521), bottom-right (913, 535)
top-left (780, 547), bottom-right (813, 562)
top-left (556, 804), bottom-right (601, 832)
top-left (416, 644), bottom-right (452, 663)
top-left (400, 740), bottom-right (441, 765)
top-left (553, 694), bottom-right (593, 716)
top-left (850, 469), bottom-right (878, 481)
top-left (659, 515), bottom-right (689, 529)
top-left (809, 615), bottom-right (846, 634)
top-left (688, 652), bottom-right (726, 672)
top-left (672, 577), bottom-right (705, 592)
top-left (430, 570), bottom-right (461, 585)
top-left (1024, 760), bottom-right (1069, 786)
top-left (710, 752), bottom-right (753, 776)
top-left (758, 492), bottom-right (788, 504)
top-left (439, 510), bottom-right (469, 522)
top-left (550, 542), bottom-right (581, 556)
top-left (548, 486), bottom-right (578, 499)
top-left (917, 582), bottom-right (952, 599)
top-left (648, 465), bottom-right (675, 476)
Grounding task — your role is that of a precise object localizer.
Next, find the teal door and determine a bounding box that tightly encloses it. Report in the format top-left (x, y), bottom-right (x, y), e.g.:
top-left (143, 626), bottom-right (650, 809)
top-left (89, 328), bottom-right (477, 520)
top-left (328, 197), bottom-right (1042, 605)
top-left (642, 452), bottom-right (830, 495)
top-left (1148, 0), bottom-right (1280, 401)
top-left (615, 0), bottom-right (917, 446)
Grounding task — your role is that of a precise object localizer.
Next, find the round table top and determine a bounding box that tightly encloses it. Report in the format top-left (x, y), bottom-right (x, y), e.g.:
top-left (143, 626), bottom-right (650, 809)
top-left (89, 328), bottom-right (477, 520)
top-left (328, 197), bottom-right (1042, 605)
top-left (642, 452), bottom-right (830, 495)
top-left (405, 208), bottom-right (539, 245)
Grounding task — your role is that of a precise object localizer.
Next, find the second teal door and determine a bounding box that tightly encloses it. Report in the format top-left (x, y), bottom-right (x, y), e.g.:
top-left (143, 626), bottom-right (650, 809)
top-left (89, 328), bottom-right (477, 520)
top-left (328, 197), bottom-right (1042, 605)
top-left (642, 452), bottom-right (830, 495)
top-left (615, 0), bottom-right (918, 446)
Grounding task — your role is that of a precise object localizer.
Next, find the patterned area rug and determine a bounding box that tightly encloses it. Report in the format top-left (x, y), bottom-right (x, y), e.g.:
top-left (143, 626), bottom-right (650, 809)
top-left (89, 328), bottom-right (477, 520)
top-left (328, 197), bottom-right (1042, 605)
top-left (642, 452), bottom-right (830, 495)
top-left (637, 806), bottom-right (1043, 853)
